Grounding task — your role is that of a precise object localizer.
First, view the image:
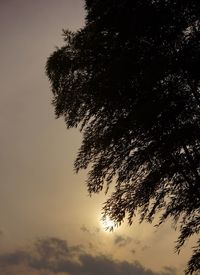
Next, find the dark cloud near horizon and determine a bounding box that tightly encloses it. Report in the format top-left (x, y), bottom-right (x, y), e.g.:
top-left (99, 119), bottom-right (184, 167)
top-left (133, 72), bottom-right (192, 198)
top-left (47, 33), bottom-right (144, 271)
top-left (0, 237), bottom-right (177, 275)
top-left (0, 250), bottom-right (30, 266)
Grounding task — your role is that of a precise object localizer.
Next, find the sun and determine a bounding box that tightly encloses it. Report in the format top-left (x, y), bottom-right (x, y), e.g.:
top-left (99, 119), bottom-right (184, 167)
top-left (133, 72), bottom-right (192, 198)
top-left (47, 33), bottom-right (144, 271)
top-left (101, 215), bottom-right (116, 231)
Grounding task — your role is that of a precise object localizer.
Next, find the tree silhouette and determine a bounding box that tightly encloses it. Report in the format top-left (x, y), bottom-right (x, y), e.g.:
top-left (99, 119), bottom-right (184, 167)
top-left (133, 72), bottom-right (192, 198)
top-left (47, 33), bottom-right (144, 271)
top-left (46, 1), bottom-right (200, 273)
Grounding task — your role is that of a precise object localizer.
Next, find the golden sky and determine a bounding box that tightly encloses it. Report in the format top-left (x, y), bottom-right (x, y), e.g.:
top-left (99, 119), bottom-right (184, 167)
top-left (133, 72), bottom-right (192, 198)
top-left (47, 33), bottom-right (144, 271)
top-left (0, 1), bottom-right (195, 274)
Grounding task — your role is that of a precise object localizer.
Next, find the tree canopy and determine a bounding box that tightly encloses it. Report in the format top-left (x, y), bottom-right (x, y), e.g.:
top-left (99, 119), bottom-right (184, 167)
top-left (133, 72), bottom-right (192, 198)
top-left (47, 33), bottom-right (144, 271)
top-left (46, 1), bottom-right (200, 273)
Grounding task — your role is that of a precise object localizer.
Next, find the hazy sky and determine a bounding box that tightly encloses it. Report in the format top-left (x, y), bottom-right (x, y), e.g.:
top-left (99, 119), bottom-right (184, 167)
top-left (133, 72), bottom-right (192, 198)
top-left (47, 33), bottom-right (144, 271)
top-left (0, 1), bottom-right (195, 274)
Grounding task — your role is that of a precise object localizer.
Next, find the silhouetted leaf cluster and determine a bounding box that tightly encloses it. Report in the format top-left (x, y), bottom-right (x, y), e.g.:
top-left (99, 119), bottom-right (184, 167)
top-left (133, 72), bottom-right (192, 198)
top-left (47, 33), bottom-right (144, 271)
top-left (46, 1), bottom-right (200, 273)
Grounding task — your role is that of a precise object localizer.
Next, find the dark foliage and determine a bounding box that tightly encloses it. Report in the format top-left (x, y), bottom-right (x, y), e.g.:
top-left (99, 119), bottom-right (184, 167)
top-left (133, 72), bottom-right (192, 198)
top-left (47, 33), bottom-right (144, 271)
top-left (46, 1), bottom-right (200, 273)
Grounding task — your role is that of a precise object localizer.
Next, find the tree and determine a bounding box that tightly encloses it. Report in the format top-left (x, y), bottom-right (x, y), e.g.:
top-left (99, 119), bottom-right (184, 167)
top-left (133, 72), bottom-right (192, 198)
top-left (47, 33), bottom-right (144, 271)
top-left (46, 1), bottom-right (200, 273)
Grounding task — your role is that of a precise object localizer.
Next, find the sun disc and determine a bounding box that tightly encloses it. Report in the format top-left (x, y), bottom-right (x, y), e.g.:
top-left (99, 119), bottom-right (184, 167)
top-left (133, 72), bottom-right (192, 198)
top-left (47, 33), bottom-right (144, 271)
top-left (101, 215), bottom-right (116, 231)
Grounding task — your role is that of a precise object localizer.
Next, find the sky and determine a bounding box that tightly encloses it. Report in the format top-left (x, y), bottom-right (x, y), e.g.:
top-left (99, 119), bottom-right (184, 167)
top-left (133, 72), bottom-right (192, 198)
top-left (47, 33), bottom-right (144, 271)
top-left (0, 1), bottom-right (196, 274)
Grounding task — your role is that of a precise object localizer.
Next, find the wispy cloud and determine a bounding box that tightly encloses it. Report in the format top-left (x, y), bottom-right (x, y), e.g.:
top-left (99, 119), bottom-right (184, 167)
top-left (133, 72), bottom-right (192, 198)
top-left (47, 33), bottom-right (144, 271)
top-left (80, 225), bottom-right (91, 234)
top-left (142, 245), bottom-right (150, 251)
top-left (80, 225), bottom-right (100, 235)
top-left (114, 235), bottom-right (132, 247)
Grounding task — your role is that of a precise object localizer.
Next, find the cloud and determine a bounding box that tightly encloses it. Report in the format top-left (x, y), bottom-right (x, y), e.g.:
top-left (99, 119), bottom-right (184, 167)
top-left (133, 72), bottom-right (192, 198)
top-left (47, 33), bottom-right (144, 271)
top-left (114, 235), bottom-right (132, 247)
top-left (142, 245), bottom-right (150, 251)
top-left (161, 267), bottom-right (177, 275)
top-left (80, 225), bottom-right (91, 234)
top-left (0, 237), bottom-right (177, 275)
top-left (131, 249), bottom-right (136, 254)
top-left (0, 250), bottom-right (30, 266)
top-left (80, 225), bottom-right (100, 235)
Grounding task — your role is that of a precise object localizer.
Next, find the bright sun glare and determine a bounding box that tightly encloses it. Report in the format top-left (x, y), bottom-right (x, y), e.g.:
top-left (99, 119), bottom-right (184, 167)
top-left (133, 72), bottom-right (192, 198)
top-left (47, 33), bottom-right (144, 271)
top-left (101, 216), bottom-right (116, 231)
